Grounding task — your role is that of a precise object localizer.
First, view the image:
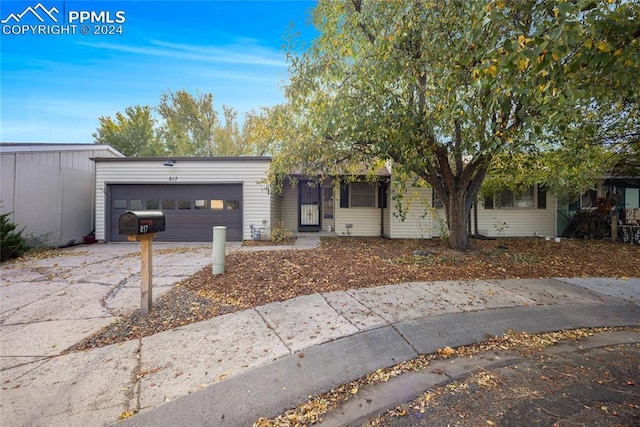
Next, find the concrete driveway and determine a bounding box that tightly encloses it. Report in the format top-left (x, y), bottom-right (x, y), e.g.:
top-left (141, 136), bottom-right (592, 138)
top-left (1, 242), bottom-right (226, 366)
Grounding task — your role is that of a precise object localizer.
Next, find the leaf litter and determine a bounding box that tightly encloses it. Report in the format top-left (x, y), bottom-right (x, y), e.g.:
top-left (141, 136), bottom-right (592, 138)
top-left (65, 237), bottom-right (638, 353)
top-left (253, 327), bottom-right (638, 427)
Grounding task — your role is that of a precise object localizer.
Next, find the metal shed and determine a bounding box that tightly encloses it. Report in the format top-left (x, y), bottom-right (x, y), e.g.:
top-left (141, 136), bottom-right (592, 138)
top-left (0, 143), bottom-right (123, 246)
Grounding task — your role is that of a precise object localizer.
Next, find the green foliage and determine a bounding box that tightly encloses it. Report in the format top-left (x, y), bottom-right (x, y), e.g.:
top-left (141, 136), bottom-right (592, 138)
top-left (93, 105), bottom-right (164, 157)
top-left (1, 210), bottom-right (30, 262)
top-left (94, 90), bottom-right (270, 157)
top-left (274, 0), bottom-right (640, 251)
top-left (157, 89), bottom-right (218, 156)
top-left (493, 218), bottom-right (510, 237)
top-left (269, 221), bottom-right (293, 243)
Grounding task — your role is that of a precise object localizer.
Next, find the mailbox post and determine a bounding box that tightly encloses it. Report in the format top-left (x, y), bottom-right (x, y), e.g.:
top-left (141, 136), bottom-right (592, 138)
top-left (119, 210), bottom-right (165, 314)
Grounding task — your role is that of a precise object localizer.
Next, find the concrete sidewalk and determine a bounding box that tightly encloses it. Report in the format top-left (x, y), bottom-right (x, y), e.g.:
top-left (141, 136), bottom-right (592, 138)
top-left (0, 240), bottom-right (638, 427)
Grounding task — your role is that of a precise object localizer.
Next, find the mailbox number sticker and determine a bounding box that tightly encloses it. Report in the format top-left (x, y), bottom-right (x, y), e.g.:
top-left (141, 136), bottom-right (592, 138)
top-left (139, 219), bottom-right (153, 234)
top-left (169, 177), bottom-right (178, 182)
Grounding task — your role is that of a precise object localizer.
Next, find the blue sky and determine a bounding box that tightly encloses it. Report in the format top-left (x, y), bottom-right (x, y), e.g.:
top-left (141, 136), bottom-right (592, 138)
top-left (0, 0), bottom-right (318, 143)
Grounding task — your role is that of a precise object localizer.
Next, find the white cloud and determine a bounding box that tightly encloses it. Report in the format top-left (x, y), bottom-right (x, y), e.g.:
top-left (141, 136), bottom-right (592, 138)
top-left (77, 38), bottom-right (287, 68)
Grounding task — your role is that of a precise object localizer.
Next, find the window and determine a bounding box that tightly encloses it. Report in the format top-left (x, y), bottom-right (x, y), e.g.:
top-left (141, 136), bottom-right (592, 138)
top-left (162, 200), bottom-right (175, 210)
top-left (569, 189), bottom-right (596, 211)
top-left (582, 189), bottom-right (598, 208)
top-left (227, 200), bottom-right (241, 210)
top-left (210, 200), bottom-right (224, 210)
top-left (178, 200), bottom-right (191, 209)
top-left (350, 182), bottom-right (376, 207)
top-left (379, 181), bottom-right (389, 209)
top-left (484, 185), bottom-right (545, 209)
top-left (432, 192), bottom-right (444, 208)
top-left (194, 200), bottom-right (207, 210)
top-left (114, 199), bottom-right (127, 210)
top-left (537, 186), bottom-right (547, 209)
top-left (130, 199), bottom-right (142, 210)
top-left (146, 199), bottom-right (159, 209)
top-left (323, 187), bottom-right (334, 218)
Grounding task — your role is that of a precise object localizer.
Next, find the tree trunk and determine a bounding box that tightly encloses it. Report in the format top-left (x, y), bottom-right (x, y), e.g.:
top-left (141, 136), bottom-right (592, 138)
top-left (447, 188), bottom-right (470, 251)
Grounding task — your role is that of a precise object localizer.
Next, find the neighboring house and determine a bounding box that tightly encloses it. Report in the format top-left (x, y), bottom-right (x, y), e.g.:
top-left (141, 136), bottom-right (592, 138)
top-left (0, 143), bottom-right (123, 247)
top-left (557, 175), bottom-right (640, 239)
top-left (92, 157), bottom-right (273, 242)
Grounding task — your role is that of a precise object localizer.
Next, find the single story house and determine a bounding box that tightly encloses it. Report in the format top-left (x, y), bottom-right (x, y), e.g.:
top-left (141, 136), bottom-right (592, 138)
top-left (93, 156), bottom-right (559, 242)
top-left (0, 143), bottom-right (123, 247)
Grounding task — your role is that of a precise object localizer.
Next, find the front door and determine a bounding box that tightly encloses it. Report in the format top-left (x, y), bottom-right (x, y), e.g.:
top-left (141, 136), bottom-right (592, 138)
top-left (298, 180), bottom-right (321, 232)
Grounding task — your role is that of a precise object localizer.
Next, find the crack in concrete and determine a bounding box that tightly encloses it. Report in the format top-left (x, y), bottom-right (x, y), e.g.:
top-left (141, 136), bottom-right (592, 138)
top-left (253, 308), bottom-right (292, 354)
top-left (121, 338), bottom-right (143, 418)
top-left (1, 315), bottom-right (115, 327)
top-left (1, 356), bottom-right (53, 377)
top-left (320, 292), bottom-right (360, 332)
top-left (101, 276), bottom-right (136, 317)
top-left (390, 323), bottom-right (420, 355)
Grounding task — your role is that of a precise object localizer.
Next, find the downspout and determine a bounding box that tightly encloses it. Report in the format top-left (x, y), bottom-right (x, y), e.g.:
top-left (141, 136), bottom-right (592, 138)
top-left (473, 200), bottom-right (478, 236)
top-left (380, 198), bottom-right (384, 237)
top-left (91, 156), bottom-right (96, 236)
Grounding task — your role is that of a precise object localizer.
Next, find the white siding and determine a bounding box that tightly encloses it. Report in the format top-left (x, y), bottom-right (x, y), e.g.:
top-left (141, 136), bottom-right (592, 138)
top-left (279, 180), bottom-right (298, 232)
top-left (333, 181), bottom-right (383, 236)
top-left (477, 191), bottom-right (557, 237)
top-left (268, 187), bottom-right (281, 239)
top-left (335, 208), bottom-right (382, 236)
top-left (387, 177), bottom-right (557, 239)
top-left (0, 145), bottom-right (120, 246)
top-left (382, 206), bottom-right (391, 238)
top-left (389, 180), bottom-right (434, 239)
top-left (94, 159), bottom-right (271, 241)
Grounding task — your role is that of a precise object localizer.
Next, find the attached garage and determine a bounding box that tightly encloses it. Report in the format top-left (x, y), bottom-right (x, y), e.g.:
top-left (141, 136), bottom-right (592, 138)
top-left (108, 184), bottom-right (243, 242)
top-left (93, 157), bottom-right (272, 242)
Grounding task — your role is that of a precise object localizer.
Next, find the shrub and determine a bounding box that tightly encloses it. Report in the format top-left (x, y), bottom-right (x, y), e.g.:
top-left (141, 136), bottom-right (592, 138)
top-left (1, 210), bottom-right (30, 262)
top-left (270, 221), bottom-right (293, 243)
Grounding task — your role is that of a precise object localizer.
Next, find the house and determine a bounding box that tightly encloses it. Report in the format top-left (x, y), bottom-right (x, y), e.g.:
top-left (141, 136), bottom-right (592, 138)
top-left (277, 175), bottom-right (556, 239)
top-left (0, 143), bottom-right (123, 247)
top-left (92, 156), bottom-right (559, 242)
top-left (558, 175), bottom-right (640, 241)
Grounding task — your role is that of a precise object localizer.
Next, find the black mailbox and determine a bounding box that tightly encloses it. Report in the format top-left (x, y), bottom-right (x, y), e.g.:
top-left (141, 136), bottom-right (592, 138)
top-left (119, 210), bottom-right (165, 236)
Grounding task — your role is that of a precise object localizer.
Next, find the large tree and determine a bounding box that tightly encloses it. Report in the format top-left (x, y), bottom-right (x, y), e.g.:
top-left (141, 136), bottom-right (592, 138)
top-left (277, 0), bottom-right (639, 250)
top-left (95, 90), bottom-right (268, 157)
top-left (93, 105), bottom-right (164, 157)
top-left (157, 89), bottom-right (219, 156)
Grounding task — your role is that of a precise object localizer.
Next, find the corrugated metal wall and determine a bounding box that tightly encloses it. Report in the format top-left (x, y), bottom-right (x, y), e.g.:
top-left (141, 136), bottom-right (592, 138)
top-left (0, 146), bottom-right (120, 246)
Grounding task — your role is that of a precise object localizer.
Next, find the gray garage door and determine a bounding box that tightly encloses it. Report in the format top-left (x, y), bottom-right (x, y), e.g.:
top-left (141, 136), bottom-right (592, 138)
top-left (108, 184), bottom-right (242, 242)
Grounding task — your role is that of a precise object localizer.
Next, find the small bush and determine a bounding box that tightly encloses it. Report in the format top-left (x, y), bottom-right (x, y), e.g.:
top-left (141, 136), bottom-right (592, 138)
top-left (270, 221), bottom-right (293, 243)
top-left (1, 210), bottom-right (30, 262)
